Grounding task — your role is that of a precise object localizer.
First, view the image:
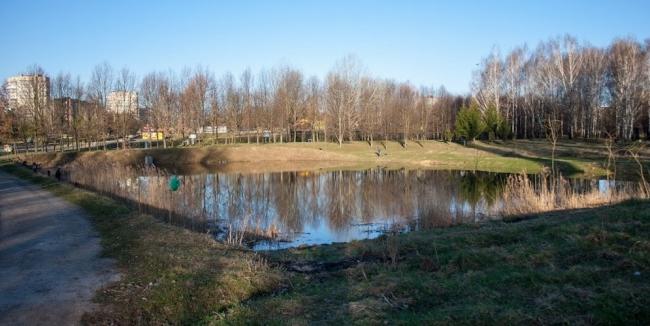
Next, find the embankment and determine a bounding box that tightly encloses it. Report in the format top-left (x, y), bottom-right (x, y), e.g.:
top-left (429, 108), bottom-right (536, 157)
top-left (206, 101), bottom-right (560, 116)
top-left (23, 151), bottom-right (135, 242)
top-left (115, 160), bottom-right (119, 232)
top-left (13, 140), bottom-right (602, 175)
top-left (18, 144), bottom-right (363, 173)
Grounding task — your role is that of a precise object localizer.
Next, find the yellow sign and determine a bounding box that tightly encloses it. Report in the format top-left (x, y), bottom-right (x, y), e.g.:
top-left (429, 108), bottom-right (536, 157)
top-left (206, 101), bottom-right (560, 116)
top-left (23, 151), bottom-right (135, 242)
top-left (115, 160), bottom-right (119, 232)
top-left (143, 132), bottom-right (164, 140)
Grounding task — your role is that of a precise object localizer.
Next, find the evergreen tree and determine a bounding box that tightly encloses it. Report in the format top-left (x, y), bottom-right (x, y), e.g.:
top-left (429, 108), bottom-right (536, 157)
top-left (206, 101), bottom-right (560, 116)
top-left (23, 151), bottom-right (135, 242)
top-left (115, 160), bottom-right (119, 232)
top-left (455, 104), bottom-right (485, 141)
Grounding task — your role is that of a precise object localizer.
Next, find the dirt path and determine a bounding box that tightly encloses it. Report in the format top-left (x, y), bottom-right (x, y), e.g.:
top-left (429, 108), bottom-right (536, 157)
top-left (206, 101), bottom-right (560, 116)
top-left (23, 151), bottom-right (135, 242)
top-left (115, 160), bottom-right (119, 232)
top-left (0, 171), bottom-right (119, 325)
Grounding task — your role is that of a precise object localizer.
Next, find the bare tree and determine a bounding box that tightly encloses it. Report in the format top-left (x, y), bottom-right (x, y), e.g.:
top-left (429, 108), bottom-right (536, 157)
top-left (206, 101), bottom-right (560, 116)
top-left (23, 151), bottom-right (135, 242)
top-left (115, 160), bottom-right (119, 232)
top-left (14, 65), bottom-right (50, 152)
top-left (70, 76), bottom-right (85, 150)
top-left (114, 67), bottom-right (137, 149)
top-left (184, 67), bottom-right (212, 140)
top-left (359, 78), bottom-right (381, 146)
top-left (0, 84), bottom-right (15, 149)
top-left (88, 62), bottom-right (114, 149)
top-left (304, 76), bottom-right (322, 142)
top-left (397, 82), bottom-right (416, 147)
top-left (222, 72), bottom-right (242, 143)
top-left (274, 67), bottom-right (304, 142)
top-left (51, 72), bottom-right (73, 151)
top-left (325, 56), bottom-right (362, 147)
top-left (504, 47), bottom-right (525, 136)
top-left (545, 117), bottom-right (561, 174)
top-left (141, 71), bottom-right (176, 147)
top-left (473, 48), bottom-right (502, 114)
top-left (579, 46), bottom-right (606, 138)
top-left (608, 38), bottom-right (646, 140)
top-left (551, 35), bottom-right (583, 138)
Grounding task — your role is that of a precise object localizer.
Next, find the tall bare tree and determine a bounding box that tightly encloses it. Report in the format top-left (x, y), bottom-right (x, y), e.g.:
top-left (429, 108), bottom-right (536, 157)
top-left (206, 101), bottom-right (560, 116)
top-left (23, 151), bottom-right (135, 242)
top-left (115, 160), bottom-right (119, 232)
top-left (326, 56), bottom-right (362, 146)
top-left (473, 48), bottom-right (502, 114)
top-left (88, 62), bottom-right (114, 149)
top-left (608, 38), bottom-right (647, 140)
top-left (114, 67), bottom-right (137, 149)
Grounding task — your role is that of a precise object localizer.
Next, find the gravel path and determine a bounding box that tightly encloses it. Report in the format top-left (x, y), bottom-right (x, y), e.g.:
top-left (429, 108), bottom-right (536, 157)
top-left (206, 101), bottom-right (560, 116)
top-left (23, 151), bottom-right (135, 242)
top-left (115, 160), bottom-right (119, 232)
top-left (0, 171), bottom-right (119, 325)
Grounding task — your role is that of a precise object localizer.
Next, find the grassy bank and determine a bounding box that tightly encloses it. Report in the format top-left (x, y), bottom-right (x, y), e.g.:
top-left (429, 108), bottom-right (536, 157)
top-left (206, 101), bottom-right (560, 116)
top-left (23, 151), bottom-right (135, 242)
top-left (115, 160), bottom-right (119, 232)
top-left (18, 139), bottom-right (632, 177)
top-left (0, 163), bottom-right (282, 324)
top-left (2, 161), bottom-right (649, 324)
top-left (224, 200), bottom-right (650, 324)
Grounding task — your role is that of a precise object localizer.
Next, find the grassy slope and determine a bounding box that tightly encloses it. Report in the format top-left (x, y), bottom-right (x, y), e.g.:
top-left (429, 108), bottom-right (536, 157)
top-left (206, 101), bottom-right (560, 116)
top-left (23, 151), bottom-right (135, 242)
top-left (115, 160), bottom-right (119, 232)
top-left (223, 201), bottom-right (650, 325)
top-left (22, 139), bottom-right (618, 177)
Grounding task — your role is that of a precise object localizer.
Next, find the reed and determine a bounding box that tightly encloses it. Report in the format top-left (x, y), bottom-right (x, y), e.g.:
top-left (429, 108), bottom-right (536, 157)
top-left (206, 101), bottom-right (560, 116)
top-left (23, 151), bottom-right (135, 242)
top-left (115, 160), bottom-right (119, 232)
top-left (499, 172), bottom-right (645, 217)
top-left (64, 161), bottom-right (211, 231)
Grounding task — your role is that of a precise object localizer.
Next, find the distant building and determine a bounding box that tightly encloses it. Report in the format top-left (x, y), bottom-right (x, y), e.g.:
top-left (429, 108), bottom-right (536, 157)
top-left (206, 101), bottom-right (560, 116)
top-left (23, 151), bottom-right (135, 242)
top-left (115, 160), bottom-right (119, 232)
top-left (107, 91), bottom-right (138, 115)
top-left (6, 74), bottom-right (50, 110)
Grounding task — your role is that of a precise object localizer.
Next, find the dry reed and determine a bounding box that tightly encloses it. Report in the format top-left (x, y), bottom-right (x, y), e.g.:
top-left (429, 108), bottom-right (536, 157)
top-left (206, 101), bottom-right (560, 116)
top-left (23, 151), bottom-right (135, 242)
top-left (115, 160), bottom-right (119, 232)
top-left (499, 173), bottom-right (646, 217)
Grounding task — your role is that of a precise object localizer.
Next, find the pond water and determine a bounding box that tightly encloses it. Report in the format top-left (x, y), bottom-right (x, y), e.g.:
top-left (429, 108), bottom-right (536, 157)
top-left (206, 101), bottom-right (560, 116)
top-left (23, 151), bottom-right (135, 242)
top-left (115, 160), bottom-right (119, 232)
top-left (130, 168), bottom-right (623, 250)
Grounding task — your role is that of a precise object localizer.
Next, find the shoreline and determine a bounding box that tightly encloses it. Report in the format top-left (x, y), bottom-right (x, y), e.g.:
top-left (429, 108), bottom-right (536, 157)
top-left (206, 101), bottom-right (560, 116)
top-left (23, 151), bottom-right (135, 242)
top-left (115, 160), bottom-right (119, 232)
top-left (13, 139), bottom-right (623, 177)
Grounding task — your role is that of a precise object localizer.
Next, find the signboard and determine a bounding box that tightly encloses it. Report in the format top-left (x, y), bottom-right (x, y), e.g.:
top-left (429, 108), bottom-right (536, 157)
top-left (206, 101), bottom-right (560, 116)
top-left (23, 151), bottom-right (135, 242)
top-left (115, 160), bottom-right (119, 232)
top-left (143, 132), bottom-right (164, 140)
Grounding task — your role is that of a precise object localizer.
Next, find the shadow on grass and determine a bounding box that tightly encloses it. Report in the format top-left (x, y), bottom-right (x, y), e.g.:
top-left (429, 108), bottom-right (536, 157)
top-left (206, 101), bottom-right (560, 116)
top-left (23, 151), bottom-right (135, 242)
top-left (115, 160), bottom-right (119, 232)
top-left (467, 141), bottom-right (585, 177)
top-left (11, 146), bottom-right (233, 175)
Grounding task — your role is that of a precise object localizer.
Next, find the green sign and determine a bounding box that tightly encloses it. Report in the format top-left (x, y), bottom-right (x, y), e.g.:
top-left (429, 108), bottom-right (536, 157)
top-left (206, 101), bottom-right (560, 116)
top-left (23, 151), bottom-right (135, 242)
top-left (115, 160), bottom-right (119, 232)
top-left (168, 175), bottom-right (181, 191)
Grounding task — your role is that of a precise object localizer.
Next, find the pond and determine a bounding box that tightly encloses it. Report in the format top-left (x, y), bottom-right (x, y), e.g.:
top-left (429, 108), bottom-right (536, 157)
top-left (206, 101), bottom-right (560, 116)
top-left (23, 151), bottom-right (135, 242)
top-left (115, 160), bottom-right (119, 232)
top-left (127, 168), bottom-right (625, 250)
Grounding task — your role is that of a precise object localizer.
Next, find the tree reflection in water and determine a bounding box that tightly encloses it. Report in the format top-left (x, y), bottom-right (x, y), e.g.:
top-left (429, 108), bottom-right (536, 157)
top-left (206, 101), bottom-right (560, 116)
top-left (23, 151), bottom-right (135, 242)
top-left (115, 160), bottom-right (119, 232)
top-left (70, 164), bottom-right (619, 249)
top-left (135, 169), bottom-right (525, 248)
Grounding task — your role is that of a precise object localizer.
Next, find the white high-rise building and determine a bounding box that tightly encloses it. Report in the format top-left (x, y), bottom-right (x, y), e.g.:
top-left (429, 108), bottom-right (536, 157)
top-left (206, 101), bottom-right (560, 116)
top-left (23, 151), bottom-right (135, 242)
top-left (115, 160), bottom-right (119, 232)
top-left (107, 91), bottom-right (138, 115)
top-left (6, 74), bottom-right (50, 110)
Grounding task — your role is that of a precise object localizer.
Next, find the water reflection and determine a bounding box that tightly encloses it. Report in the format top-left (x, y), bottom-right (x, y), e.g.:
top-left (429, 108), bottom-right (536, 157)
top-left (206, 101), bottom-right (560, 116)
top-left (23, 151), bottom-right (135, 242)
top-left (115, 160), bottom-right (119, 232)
top-left (127, 168), bottom-right (619, 250)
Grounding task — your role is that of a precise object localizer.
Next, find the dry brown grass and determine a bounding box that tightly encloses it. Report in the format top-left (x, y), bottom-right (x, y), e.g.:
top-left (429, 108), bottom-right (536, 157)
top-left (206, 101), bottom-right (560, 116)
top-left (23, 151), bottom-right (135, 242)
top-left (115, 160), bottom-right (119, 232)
top-left (19, 140), bottom-right (549, 175)
top-left (499, 173), bottom-right (646, 216)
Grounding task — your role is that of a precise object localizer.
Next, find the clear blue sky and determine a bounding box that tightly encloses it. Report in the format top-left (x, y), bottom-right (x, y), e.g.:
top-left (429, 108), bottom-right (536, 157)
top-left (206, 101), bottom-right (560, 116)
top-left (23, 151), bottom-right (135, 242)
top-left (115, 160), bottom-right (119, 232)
top-left (1, 0), bottom-right (648, 94)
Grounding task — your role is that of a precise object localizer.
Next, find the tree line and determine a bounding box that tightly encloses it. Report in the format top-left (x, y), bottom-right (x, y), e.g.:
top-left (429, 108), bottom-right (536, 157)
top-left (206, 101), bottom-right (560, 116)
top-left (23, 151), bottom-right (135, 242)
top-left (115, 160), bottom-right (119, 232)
top-left (1, 57), bottom-right (469, 151)
top-left (0, 35), bottom-right (648, 153)
top-left (472, 35), bottom-right (649, 140)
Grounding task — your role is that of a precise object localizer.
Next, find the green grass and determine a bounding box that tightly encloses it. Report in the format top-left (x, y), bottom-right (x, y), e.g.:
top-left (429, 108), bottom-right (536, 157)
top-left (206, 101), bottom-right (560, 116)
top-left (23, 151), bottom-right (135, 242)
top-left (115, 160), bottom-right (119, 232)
top-left (219, 202), bottom-right (650, 325)
top-left (3, 160), bottom-right (649, 324)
